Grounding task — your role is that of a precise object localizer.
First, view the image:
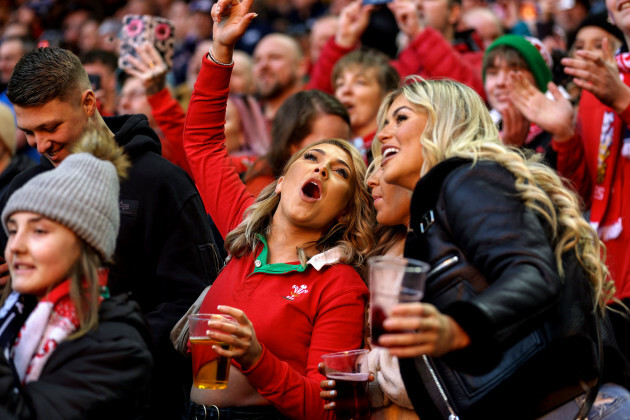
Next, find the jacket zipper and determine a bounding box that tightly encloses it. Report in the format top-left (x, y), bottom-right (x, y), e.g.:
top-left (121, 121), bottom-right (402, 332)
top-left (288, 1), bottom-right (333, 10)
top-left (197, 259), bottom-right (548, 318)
top-left (427, 255), bottom-right (459, 280)
top-left (422, 355), bottom-right (460, 420)
top-left (424, 255), bottom-right (461, 418)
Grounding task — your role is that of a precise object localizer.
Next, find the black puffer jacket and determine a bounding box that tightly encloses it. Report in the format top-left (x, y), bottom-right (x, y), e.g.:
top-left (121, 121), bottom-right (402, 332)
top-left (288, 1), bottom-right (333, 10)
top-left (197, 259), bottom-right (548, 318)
top-left (0, 295), bottom-right (153, 420)
top-left (399, 158), bottom-right (630, 419)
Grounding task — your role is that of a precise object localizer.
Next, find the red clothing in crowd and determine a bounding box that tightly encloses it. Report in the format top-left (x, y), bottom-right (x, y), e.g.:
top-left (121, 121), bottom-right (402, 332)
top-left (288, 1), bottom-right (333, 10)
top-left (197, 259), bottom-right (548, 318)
top-left (553, 84), bottom-right (630, 300)
top-left (148, 88), bottom-right (193, 177)
top-left (308, 28), bottom-right (485, 99)
top-left (243, 158), bottom-right (275, 196)
top-left (183, 55), bottom-right (368, 419)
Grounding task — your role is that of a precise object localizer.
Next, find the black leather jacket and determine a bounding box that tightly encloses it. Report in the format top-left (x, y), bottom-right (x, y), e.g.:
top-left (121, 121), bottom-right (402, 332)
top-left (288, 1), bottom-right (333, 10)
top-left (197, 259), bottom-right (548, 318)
top-left (399, 158), bottom-right (630, 419)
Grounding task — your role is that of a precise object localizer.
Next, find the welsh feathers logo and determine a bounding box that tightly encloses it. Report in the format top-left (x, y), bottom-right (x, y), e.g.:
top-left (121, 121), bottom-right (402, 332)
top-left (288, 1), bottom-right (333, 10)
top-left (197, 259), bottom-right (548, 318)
top-left (283, 284), bottom-right (309, 301)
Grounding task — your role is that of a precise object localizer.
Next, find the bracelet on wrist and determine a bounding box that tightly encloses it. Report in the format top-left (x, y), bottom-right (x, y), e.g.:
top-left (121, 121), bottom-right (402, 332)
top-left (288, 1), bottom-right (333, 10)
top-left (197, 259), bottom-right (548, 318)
top-left (207, 49), bottom-right (234, 66)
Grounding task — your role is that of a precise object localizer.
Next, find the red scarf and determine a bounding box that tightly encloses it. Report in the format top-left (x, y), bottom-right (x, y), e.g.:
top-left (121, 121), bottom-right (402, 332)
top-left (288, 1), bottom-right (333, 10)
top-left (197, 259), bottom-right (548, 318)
top-left (10, 269), bottom-right (108, 384)
top-left (588, 54), bottom-right (630, 240)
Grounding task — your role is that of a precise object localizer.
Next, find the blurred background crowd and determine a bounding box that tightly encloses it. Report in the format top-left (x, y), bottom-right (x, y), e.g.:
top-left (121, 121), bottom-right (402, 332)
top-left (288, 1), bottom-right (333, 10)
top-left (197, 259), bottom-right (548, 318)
top-left (0, 0), bottom-right (612, 122)
top-left (0, 0), bottom-right (621, 251)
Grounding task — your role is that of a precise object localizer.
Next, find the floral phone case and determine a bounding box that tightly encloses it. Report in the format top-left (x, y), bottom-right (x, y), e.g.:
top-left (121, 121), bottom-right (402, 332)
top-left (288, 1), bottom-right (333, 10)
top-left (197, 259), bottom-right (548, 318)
top-left (118, 14), bottom-right (175, 71)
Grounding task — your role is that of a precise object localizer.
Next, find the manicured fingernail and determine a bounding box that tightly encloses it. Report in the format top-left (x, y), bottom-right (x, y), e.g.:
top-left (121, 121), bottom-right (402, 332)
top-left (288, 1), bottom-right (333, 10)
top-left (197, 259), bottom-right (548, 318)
top-left (328, 380), bottom-right (334, 387)
top-left (330, 390), bottom-right (337, 396)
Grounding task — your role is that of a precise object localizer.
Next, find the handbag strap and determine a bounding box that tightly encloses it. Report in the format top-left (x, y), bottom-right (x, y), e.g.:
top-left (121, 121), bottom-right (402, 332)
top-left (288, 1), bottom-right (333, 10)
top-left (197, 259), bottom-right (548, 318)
top-left (574, 311), bottom-right (603, 420)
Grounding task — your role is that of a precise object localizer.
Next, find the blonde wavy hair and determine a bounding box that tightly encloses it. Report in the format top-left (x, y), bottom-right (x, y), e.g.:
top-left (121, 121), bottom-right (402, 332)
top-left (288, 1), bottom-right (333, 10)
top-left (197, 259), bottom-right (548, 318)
top-left (224, 139), bottom-right (375, 278)
top-left (376, 76), bottom-right (614, 309)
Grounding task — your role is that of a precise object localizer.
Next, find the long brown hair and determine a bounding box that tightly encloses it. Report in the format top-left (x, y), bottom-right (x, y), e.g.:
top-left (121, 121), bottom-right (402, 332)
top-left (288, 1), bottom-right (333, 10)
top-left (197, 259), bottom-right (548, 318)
top-left (226, 138), bottom-right (374, 276)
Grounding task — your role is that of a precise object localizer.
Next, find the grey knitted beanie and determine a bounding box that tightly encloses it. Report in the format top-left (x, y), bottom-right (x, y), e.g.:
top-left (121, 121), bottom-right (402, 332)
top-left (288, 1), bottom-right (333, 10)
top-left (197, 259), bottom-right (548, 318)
top-left (2, 153), bottom-right (120, 260)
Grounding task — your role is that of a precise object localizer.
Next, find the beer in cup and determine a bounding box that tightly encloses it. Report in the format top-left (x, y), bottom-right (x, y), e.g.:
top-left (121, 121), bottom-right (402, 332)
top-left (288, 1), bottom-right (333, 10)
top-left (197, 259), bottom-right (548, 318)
top-left (188, 313), bottom-right (236, 389)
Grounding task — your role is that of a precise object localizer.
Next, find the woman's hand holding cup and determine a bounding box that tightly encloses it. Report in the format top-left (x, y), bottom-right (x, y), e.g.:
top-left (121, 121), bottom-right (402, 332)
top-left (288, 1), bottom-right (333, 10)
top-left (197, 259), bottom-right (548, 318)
top-left (207, 305), bottom-right (263, 371)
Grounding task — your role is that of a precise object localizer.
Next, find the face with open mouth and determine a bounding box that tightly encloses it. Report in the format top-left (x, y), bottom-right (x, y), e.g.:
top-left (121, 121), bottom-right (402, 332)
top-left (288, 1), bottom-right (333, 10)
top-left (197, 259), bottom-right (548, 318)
top-left (377, 94), bottom-right (427, 190)
top-left (5, 212), bottom-right (81, 299)
top-left (274, 143), bottom-right (355, 232)
top-left (15, 96), bottom-right (93, 166)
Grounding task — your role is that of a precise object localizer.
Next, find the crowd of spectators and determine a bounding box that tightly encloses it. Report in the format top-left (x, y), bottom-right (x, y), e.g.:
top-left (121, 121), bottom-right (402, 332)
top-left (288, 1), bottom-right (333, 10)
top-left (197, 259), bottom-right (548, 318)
top-left (1, 0), bottom-right (630, 418)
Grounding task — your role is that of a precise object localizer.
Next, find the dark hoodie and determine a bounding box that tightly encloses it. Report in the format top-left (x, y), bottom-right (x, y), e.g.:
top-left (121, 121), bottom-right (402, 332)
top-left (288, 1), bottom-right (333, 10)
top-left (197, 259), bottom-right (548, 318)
top-left (0, 295), bottom-right (153, 419)
top-left (0, 154), bottom-right (35, 198)
top-left (0, 114), bottom-right (221, 418)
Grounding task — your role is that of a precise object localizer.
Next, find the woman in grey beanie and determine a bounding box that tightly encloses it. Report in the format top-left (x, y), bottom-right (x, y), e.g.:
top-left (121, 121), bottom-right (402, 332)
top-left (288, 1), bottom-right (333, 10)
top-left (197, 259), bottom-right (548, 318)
top-left (0, 128), bottom-right (153, 419)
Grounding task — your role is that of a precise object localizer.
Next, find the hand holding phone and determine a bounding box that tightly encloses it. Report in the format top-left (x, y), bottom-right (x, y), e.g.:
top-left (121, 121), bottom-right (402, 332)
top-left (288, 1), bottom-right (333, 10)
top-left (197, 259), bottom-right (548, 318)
top-left (118, 15), bottom-right (175, 72)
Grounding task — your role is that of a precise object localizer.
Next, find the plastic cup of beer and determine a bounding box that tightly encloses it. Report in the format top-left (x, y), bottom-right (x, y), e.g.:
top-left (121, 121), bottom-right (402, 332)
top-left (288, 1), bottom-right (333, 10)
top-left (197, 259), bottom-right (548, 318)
top-left (188, 313), bottom-right (236, 389)
top-left (321, 349), bottom-right (371, 420)
top-left (368, 256), bottom-right (430, 346)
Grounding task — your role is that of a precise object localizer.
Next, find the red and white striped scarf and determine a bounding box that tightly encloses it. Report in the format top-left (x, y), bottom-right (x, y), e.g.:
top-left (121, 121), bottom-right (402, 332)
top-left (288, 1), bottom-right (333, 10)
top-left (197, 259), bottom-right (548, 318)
top-left (588, 53), bottom-right (630, 240)
top-left (10, 270), bottom-right (107, 384)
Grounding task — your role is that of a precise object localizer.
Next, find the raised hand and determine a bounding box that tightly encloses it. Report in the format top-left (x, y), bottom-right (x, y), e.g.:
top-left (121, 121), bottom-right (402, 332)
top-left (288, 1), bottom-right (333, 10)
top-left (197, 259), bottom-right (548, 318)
top-left (122, 42), bottom-right (168, 95)
top-left (507, 72), bottom-right (575, 142)
top-left (377, 302), bottom-right (470, 358)
top-left (562, 37), bottom-right (630, 115)
top-left (206, 304), bottom-right (263, 370)
top-left (211, 0), bottom-right (257, 63)
top-left (388, 0), bottom-right (423, 41)
top-left (335, 0), bottom-right (374, 48)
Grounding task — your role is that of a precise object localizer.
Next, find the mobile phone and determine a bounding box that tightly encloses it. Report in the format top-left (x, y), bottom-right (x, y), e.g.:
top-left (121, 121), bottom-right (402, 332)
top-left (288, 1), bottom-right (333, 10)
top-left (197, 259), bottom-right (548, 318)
top-left (88, 73), bottom-right (101, 91)
top-left (557, 0), bottom-right (575, 11)
top-left (118, 14), bottom-right (175, 71)
top-left (363, 0), bottom-right (392, 4)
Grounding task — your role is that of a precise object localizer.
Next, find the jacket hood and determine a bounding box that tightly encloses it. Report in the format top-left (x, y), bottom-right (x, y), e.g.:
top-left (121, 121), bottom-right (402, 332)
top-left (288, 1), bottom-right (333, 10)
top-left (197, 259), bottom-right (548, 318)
top-left (104, 114), bottom-right (161, 159)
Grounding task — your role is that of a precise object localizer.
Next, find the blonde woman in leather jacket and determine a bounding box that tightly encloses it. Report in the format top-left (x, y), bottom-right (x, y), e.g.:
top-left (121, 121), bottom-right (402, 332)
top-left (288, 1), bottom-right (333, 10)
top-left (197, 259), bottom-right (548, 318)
top-left (373, 76), bottom-right (630, 420)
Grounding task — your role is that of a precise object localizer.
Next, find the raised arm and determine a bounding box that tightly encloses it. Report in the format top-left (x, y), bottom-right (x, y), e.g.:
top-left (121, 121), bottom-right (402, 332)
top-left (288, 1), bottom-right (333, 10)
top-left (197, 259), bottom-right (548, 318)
top-left (122, 43), bottom-right (192, 176)
top-left (394, 27), bottom-right (485, 98)
top-left (306, 0), bottom-right (373, 93)
top-left (183, 0), bottom-right (258, 237)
